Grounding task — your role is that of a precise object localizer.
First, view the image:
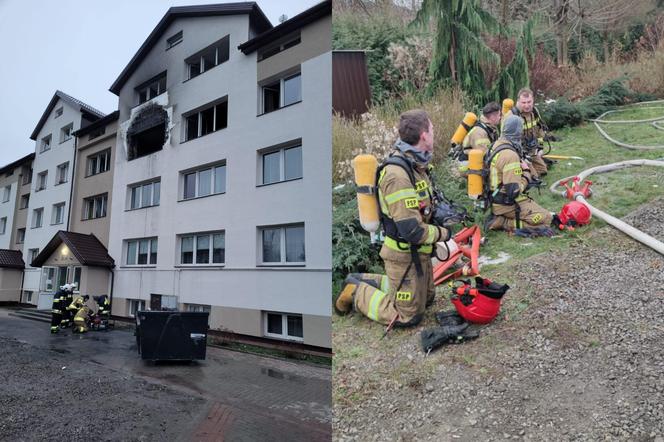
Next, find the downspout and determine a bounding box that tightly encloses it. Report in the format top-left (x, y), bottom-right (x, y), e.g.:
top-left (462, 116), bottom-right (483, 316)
top-left (109, 267), bottom-right (115, 316)
top-left (66, 130), bottom-right (78, 231)
top-left (19, 268), bottom-right (25, 304)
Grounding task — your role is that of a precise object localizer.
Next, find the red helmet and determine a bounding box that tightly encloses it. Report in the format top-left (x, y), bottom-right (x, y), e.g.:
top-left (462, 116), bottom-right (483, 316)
top-left (558, 201), bottom-right (592, 227)
top-left (451, 278), bottom-right (509, 324)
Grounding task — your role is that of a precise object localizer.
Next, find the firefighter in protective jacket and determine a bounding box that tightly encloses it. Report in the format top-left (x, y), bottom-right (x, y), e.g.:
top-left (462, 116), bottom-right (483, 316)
top-left (510, 88), bottom-right (548, 177)
top-left (335, 110), bottom-right (450, 326)
top-left (462, 102), bottom-right (501, 157)
top-left (486, 114), bottom-right (553, 232)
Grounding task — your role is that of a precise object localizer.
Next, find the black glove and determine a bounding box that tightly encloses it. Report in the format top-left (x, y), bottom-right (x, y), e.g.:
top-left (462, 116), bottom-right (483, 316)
top-left (435, 310), bottom-right (465, 327)
top-left (513, 226), bottom-right (554, 238)
top-left (421, 323), bottom-right (480, 353)
top-left (525, 176), bottom-right (543, 192)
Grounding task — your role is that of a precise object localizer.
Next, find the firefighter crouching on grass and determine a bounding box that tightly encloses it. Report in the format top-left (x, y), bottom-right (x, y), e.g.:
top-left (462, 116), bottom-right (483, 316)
top-left (335, 110), bottom-right (454, 327)
top-left (461, 101), bottom-right (501, 158)
top-left (509, 88), bottom-right (549, 178)
top-left (485, 114), bottom-right (554, 236)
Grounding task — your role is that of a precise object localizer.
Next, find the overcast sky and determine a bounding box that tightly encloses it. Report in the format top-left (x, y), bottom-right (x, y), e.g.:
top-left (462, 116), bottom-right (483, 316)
top-left (0, 0), bottom-right (322, 166)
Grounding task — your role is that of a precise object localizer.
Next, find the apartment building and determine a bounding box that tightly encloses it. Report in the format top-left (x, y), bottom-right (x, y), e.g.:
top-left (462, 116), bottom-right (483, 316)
top-left (107, 1), bottom-right (332, 348)
top-left (0, 154), bottom-right (34, 251)
top-left (22, 91), bottom-right (105, 308)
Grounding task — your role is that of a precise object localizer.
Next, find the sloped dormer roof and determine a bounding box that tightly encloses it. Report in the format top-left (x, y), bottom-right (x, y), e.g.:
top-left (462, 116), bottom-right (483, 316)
top-left (109, 2), bottom-right (272, 95)
top-left (31, 231), bottom-right (115, 268)
top-left (30, 90), bottom-right (106, 140)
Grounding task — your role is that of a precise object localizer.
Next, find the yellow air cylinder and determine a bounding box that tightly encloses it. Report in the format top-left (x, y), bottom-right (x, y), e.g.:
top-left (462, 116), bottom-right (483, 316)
top-left (352, 154), bottom-right (380, 233)
top-left (451, 112), bottom-right (477, 145)
top-left (502, 98), bottom-right (514, 116)
top-left (467, 149), bottom-right (484, 200)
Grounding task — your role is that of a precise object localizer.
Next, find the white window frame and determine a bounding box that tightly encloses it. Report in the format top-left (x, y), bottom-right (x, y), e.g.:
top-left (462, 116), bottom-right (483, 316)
top-left (128, 299), bottom-right (146, 317)
top-left (0, 217), bottom-right (6, 234)
top-left (56, 162), bottom-right (69, 185)
top-left (36, 171), bottom-right (48, 191)
top-left (22, 168), bottom-right (32, 185)
top-left (259, 223), bottom-right (306, 265)
top-left (181, 163), bottom-right (226, 200)
top-left (54, 107), bottom-right (63, 118)
top-left (136, 73), bottom-right (167, 105)
top-left (51, 202), bottom-right (65, 225)
top-left (125, 238), bottom-right (158, 266)
top-left (17, 228), bottom-right (25, 243)
top-left (257, 33), bottom-right (301, 61)
top-left (28, 248), bottom-right (39, 265)
top-left (185, 303), bottom-right (211, 313)
top-left (178, 231), bottom-right (225, 266)
top-left (20, 194), bottom-right (29, 209)
top-left (86, 149), bottom-right (111, 176)
top-left (83, 193), bottom-right (108, 220)
top-left (259, 143), bottom-right (303, 185)
top-left (260, 71), bottom-right (301, 114)
top-left (60, 123), bottom-right (73, 143)
top-left (166, 30), bottom-right (183, 49)
top-left (128, 180), bottom-right (160, 210)
top-left (263, 312), bottom-right (304, 342)
top-left (41, 266), bottom-right (58, 292)
top-left (2, 185), bottom-right (10, 202)
top-left (183, 99), bottom-right (228, 141)
top-left (32, 208), bottom-right (44, 228)
top-left (185, 35), bottom-right (230, 80)
top-left (40, 134), bottom-right (52, 153)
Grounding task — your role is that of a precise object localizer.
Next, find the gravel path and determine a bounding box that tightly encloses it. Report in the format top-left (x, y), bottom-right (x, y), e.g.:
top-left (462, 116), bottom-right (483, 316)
top-left (333, 198), bottom-right (664, 441)
top-left (0, 337), bottom-right (205, 441)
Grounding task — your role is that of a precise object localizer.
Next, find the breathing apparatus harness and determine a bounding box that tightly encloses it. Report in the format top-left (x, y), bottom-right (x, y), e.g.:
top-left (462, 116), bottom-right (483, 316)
top-left (450, 119), bottom-right (498, 162)
top-left (511, 105), bottom-right (554, 157)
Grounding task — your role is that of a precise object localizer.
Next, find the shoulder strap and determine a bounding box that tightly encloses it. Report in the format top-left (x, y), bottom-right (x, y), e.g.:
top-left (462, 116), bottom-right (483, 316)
top-left (376, 154), bottom-right (418, 188)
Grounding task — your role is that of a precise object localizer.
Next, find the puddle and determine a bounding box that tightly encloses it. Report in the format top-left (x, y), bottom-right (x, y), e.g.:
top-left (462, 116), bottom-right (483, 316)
top-left (261, 367), bottom-right (305, 383)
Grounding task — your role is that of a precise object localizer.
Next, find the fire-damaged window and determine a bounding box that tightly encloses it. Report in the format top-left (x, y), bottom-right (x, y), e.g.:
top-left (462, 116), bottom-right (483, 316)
top-left (136, 72), bottom-right (167, 105)
top-left (126, 103), bottom-right (169, 161)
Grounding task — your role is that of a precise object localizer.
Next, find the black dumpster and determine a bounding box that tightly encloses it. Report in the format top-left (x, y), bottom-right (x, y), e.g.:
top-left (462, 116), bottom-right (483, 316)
top-left (135, 311), bottom-right (209, 361)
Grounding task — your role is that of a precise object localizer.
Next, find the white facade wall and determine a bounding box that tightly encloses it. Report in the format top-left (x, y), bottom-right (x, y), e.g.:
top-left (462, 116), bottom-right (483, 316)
top-left (22, 100), bottom-right (81, 299)
top-left (0, 180), bottom-right (18, 249)
top-left (108, 15), bottom-right (331, 346)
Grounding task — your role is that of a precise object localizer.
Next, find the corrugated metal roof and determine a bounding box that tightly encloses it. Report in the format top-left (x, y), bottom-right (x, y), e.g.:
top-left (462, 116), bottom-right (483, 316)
top-left (332, 51), bottom-right (372, 118)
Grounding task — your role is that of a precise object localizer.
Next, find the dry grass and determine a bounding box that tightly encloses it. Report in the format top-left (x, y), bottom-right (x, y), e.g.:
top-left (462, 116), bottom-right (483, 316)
top-left (333, 88), bottom-right (467, 184)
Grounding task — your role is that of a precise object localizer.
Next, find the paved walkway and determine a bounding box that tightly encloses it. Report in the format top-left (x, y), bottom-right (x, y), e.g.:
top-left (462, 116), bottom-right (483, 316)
top-left (0, 310), bottom-right (331, 441)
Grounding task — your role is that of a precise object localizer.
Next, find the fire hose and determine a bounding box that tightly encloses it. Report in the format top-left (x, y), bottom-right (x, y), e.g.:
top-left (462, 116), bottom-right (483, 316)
top-left (550, 159), bottom-right (664, 256)
top-left (588, 101), bottom-right (664, 150)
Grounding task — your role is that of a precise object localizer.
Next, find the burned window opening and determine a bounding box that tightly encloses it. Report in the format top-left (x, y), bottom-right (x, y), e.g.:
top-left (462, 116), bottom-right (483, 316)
top-left (127, 104), bottom-right (169, 161)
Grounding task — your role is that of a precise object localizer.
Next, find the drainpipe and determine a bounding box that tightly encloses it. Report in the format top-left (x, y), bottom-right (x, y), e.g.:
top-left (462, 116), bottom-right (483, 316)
top-left (109, 267), bottom-right (115, 315)
top-left (19, 268), bottom-right (25, 304)
top-left (66, 131), bottom-right (78, 232)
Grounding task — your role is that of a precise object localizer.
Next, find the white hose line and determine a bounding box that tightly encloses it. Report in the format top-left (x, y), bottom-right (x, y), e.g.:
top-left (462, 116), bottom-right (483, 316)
top-left (588, 104), bottom-right (664, 149)
top-left (587, 107), bottom-right (664, 124)
top-left (653, 120), bottom-right (664, 131)
top-left (593, 122), bottom-right (664, 149)
top-left (550, 159), bottom-right (664, 256)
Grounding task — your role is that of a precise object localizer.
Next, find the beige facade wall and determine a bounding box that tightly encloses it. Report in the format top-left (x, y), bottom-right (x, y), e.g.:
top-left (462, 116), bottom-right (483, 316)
top-left (0, 268), bottom-right (23, 302)
top-left (302, 314), bottom-right (331, 348)
top-left (13, 163), bottom-right (33, 252)
top-left (69, 121), bottom-right (117, 247)
top-left (257, 15), bottom-right (332, 82)
top-left (42, 242), bottom-right (80, 267)
top-left (211, 305), bottom-right (262, 336)
top-left (111, 296), bottom-right (128, 317)
top-left (81, 266), bottom-right (110, 297)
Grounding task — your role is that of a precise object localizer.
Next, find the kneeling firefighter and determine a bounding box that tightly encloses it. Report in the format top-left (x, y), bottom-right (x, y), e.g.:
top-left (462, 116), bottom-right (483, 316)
top-left (485, 114), bottom-right (554, 234)
top-left (336, 110), bottom-right (459, 328)
top-left (69, 294), bottom-right (91, 333)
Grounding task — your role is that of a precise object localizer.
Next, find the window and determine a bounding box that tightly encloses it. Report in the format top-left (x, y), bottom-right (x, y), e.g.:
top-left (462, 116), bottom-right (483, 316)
top-left (2, 185), bottom-right (10, 202)
top-left (55, 107), bottom-right (63, 118)
top-left (186, 36), bottom-right (230, 80)
top-left (60, 123), bottom-right (73, 143)
top-left (257, 34), bottom-right (301, 61)
top-left (32, 208), bottom-right (43, 228)
top-left (29, 248), bottom-right (39, 265)
top-left (36, 171), bottom-right (47, 191)
top-left (129, 180), bottom-right (160, 209)
top-left (182, 163), bottom-right (226, 200)
top-left (260, 144), bottom-right (302, 185)
top-left (87, 149), bottom-right (111, 176)
top-left (56, 162), bottom-right (69, 184)
top-left (264, 312), bottom-right (303, 341)
top-left (22, 167), bottom-right (32, 185)
top-left (17, 228), bottom-right (25, 243)
top-left (51, 202), bottom-right (65, 225)
top-left (179, 232), bottom-right (224, 265)
top-left (126, 238), bottom-right (158, 266)
top-left (185, 303), bottom-right (211, 313)
top-left (83, 193), bottom-right (108, 220)
top-left (184, 99), bottom-right (228, 141)
top-left (128, 299), bottom-right (145, 317)
top-left (260, 224), bottom-right (305, 264)
top-left (167, 30), bottom-right (183, 49)
top-left (0, 217), bottom-right (6, 234)
top-left (40, 134), bottom-right (52, 153)
top-left (88, 126), bottom-right (106, 140)
top-left (72, 267), bottom-right (82, 292)
top-left (41, 267), bottom-right (57, 291)
top-left (20, 194), bottom-right (29, 209)
top-left (260, 72), bottom-right (301, 114)
top-left (136, 72), bottom-right (167, 104)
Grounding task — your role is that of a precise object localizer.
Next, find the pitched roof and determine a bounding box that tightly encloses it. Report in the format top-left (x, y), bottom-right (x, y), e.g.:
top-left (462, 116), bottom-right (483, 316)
top-left (238, 0), bottom-right (331, 54)
top-left (30, 90), bottom-right (106, 140)
top-left (109, 2), bottom-right (272, 95)
top-left (31, 231), bottom-right (115, 268)
top-left (0, 152), bottom-right (35, 177)
top-left (0, 249), bottom-right (25, 270)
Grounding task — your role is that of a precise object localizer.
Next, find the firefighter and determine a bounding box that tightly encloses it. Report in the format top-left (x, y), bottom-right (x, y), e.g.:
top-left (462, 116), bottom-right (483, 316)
top-left (335, 110), bottom-right (451, 326)
top-left (61, 284), bottom-right (75, 328)
top-left (486, 114), bottom-right (553, 234)
top-left (95, 295), bottom-right (111, 319)
top-left (510, 88), bottom-right (549, 177)
top-left (461, 101), bottom-right (501, 157)
top-left (70, 294), bottom-right (91, 333)
top-left (49, 286), bottom-right (66, 333)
